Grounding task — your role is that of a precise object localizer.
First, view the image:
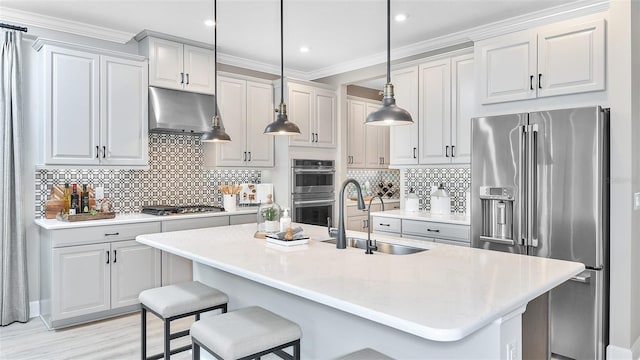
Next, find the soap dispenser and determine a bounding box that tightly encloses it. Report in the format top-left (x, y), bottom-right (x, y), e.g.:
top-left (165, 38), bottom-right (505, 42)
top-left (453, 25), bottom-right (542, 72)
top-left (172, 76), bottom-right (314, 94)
top-left (405, 187), bottom-right (419, 212)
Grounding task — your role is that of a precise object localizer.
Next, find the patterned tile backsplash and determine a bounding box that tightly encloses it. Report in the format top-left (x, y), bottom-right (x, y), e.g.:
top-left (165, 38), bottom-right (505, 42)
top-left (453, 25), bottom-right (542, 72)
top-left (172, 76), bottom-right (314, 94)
top-left (35, 133), bottom-right (261, 218)
top-left (346, 169), bottom-right (401, 198)
top-left (404, 167), bottom-right (471, 213)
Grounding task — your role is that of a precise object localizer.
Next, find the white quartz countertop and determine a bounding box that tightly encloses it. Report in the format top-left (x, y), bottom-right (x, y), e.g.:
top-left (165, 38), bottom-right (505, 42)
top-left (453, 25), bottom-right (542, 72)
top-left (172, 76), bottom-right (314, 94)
top-left (136, 223), bottom-right (583, 342)
top-left (34, 208), bottom-right (257, 230)
top-left (370, 209), bottom-right (471, 225)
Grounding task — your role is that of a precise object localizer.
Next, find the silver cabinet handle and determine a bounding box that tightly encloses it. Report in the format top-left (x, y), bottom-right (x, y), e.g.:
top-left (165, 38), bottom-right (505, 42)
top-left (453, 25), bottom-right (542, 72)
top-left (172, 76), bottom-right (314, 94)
top-left (185, 73), bottom-right (190, 85)
top-left (180, 72), bottom-right (184, 84)
top-left (480, 235), bottom-right (516, 246)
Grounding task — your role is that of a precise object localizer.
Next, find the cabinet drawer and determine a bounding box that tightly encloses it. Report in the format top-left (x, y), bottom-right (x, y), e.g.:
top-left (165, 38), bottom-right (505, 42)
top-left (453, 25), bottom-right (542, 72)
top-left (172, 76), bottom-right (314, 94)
top-left (402, 219), bottom-right (469, 241)
top-left (372, 217), bottom-right (401, 234)
top-left (51, 222), bottom-right (161, 247)
top-left (162, 216), bottom-right (229, 232)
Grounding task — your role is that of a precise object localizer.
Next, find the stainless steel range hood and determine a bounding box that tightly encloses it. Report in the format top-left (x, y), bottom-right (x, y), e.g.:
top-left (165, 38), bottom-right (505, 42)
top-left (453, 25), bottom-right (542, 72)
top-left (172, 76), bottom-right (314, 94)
top-left (148, 86), bottom-right (214, 134)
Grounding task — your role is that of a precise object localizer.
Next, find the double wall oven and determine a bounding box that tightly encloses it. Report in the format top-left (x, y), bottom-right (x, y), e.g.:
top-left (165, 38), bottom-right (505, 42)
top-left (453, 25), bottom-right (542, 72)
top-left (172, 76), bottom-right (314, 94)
top-left (291, 159), bottom-right (335, 226)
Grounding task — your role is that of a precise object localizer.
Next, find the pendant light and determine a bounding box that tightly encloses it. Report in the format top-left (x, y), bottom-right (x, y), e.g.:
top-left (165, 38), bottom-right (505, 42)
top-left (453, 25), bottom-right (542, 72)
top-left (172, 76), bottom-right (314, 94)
top-left (201, 0), bottom-right (231, 142)
top-left (263, 0), bottom-right (301, 136)
top-left (365, 0), bottom-right (413, 126)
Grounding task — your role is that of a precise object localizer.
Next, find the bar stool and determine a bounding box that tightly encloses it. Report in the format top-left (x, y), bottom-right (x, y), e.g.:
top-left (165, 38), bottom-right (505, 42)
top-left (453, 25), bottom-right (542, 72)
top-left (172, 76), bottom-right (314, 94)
top-left (190, 306), bottom-right (302, 360)
top-left (336, 348), bottom-right (394, 360)
top-left (139, 281), bottom-right (229, 360)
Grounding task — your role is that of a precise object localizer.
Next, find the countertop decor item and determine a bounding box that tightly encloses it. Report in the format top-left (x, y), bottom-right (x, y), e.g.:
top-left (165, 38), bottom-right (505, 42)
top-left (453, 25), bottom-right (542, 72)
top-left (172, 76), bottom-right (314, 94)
top-left (431, 184), bottom-right (451, 215)
top-left (255, 194), bottom-right (281, 238)
top-left (200, 0), bottom-right (231, 143)
top-left (405, 187), bottom-right (419, 212)
top-left (364, 0), bottom-right (413, 126)
top-left (263, 0), bottom-right (301, 136)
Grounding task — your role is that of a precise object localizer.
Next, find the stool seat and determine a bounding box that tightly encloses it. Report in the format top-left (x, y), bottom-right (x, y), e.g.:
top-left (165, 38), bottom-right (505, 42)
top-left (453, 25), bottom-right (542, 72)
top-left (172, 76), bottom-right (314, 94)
top-left (337, 348), bottom-right (394, 360)
top-left (139, 281), bottom-right (228, 318)
top-left (191, 306), bottom-right (301, 360)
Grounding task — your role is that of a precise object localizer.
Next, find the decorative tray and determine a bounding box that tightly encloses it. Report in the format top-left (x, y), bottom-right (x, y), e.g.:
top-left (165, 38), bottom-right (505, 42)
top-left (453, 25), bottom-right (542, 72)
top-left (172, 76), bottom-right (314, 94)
top-left (266, 236), bottom-right (309, 246)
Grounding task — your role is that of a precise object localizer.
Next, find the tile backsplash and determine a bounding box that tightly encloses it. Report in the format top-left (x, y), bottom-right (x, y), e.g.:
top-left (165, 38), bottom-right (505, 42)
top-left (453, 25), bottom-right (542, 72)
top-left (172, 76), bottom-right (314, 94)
top-left (35, 133), bottom-right (261, 218)
top-left (404, 167), bottom-right (471, 213)
top-left (346, 169), bottom-right (400, 198)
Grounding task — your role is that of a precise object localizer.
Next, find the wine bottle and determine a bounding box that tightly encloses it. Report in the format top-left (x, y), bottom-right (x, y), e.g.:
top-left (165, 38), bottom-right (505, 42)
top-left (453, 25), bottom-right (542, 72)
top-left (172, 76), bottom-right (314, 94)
top-left (70, 184), bottom-right (79, 215)
top-left (63, 183), bottom-right (71, 214)
top-left (81, 184), bottom-right (89, 213)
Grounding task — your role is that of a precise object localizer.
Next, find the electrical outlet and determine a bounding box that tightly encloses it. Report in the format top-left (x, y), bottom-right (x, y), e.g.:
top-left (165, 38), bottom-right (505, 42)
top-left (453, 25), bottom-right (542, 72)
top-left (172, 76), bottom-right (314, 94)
top-left (634, 192), bottom-right (640, 210)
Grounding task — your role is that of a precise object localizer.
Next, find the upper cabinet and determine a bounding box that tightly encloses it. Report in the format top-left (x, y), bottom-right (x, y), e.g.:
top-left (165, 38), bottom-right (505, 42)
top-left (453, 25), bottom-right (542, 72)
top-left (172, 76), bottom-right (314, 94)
top-left (203, 74), bottom-right (274, 168)
top-left (35, 39), bottom-right (148, 166)
top-left (140, 36), bottom-right (215, 95)
top-left (276, 79), bottom-right (337, 148)
top-left (347, 98), bottom-right (389, 169)
top-left (389, 52), bottom-right (474, 166)
top-left (476, 18), bottom-right (605, 104)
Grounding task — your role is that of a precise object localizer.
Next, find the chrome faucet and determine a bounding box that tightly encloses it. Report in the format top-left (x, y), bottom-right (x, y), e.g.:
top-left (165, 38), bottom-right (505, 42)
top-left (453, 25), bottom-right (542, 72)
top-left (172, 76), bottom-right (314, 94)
top-left (332, 179), bottom-right (366, 249)
top-left (365, 195), bottom-right (385, 254)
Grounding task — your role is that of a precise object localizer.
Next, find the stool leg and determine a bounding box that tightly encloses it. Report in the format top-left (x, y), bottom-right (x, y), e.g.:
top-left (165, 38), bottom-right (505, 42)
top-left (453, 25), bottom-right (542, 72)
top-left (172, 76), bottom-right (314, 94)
top-left (164, 319), bottom-right (170, 360)
top-left (141, 307), bottom-right (147, 360)
top-left (293, 340), bottom-right (300, 360)
top-left (192, 340), bottom-right (200, 360)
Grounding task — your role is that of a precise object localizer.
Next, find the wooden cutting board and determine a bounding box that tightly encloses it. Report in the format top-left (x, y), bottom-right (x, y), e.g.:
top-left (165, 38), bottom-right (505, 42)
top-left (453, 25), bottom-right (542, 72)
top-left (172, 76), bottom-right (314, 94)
top-left (45, 185), bottom-right (96, 219)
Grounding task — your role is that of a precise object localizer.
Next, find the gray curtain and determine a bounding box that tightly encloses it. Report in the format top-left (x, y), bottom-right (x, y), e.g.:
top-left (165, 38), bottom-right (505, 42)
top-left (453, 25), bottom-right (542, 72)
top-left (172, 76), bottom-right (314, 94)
top-left (0, 30), bottom-right (28, 325)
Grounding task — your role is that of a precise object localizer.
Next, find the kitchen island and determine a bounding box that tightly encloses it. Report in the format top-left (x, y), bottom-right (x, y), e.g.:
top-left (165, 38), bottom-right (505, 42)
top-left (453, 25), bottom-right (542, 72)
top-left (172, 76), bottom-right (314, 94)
top-left (136, 223), bottom-right (583, 359)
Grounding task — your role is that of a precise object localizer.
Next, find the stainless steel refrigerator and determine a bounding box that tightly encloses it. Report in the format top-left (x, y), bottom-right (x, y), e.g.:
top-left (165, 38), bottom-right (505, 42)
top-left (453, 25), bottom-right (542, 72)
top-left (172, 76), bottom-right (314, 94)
top-left (471, 106), bottom-right (609, 360)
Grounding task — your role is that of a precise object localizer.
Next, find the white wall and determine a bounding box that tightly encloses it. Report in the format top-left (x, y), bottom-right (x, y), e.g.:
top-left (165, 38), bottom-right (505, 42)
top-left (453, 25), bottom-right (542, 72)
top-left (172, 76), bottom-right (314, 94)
top-left (19, 25), bottom-right (139, 306)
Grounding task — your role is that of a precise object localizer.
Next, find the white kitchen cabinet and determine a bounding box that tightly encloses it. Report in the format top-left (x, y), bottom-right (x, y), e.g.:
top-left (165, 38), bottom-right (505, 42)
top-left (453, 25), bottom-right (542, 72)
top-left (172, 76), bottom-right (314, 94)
top-left (205, 75), bottom-right (274, 168)
top-left (41, 222), bottom-right (161, 328)
top-left (418, 58), bottom-right (451, 165)
top-left (347, 98), bottom-right (388, 169)
top-left (37, 39), bottom-right (148, 166)
top-left (110, 240), bottom-right (161, 309)
top-left (476, 18), bottom-right (605, 104)
top-left (389, 66), bottom-right (420, 165)
top-left (280, 80), bottom-right (337, 148)
top-left (451, 54), bottom-right (475, 164)
top-left (143, 37), bottom-right (215, 94)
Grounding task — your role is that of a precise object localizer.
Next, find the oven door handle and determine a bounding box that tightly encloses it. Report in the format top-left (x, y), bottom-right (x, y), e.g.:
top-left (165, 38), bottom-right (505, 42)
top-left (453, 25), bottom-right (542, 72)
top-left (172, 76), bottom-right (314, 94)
top-left (293, 168), bottom-right (336, 174)
top-left (293, 200), bottom-right (335, 206)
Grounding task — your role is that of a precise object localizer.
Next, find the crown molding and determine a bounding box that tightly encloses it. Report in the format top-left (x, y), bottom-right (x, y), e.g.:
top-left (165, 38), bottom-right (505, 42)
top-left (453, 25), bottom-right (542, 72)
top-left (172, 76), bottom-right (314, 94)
top-left (0, 6), bottom-right (134, 44)
top-left (216, 52), bottom-right (308, 80)
top-left (306, 0), bottom-right (609, 80)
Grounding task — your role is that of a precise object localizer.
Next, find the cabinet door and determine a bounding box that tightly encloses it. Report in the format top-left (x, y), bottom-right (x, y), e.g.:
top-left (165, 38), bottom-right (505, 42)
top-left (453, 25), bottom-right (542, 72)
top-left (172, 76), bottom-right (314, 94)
top-left (246, 81), bottom-right (275, 167)
top-left (419, 59), bottom-right (451, 164)
top-left (364, 102), bottom-right (384, 168)
top-left (380, 126), bottom-right (390, 167)
top-left (215, 77), bottom-right (247, 166)
top-left (110, 240), bottom-right (161, 309)
top-left (389, 66), bottom-right (419, 165)
top-left (161, 252), bottom-right (193, 286)
top-left (347, 216), bottom-right (367, 232)
top-left (476, 30), bottom-right (537, 104)
top-left (148, 37), bottom-right (183, 91)
top-left (347, 100), bottom-right (367, 168)
top-left (52, 243), bottom-right (110, 320)
top-left (451, 54), bottom-right (474, 164)
top-left (183, 45), bottom-right (215, 95)
top-left (537, 19), bottom-right (605, 98)
top-left (100, 56), bottom-right (149, 166)
top-left (314, 88), bottom-right (337, 148)
top-left (44, 46), bottom-right (100, 165)
top-left (288, 82), bottom-right (314, 146)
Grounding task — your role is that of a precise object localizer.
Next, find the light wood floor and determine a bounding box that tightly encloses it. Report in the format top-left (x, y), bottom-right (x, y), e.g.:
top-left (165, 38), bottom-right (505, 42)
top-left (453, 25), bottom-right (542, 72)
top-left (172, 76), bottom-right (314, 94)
top-left (0, 312), bottom-right (193, 360)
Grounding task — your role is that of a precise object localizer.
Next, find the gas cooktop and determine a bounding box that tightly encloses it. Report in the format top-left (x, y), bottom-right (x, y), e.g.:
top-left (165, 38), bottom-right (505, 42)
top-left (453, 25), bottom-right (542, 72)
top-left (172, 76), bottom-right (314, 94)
top-left (142, 205), bottom-right (225, 216)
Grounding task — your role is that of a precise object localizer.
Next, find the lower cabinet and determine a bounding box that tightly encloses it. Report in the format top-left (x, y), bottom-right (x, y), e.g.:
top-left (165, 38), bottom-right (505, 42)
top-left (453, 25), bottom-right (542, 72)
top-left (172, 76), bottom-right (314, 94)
top-left (41, 222), bottom-right (162, 328)
top-left (346, 201), bottom-right (400, 232)
top-left (372, 216), bottom-right (470, 246)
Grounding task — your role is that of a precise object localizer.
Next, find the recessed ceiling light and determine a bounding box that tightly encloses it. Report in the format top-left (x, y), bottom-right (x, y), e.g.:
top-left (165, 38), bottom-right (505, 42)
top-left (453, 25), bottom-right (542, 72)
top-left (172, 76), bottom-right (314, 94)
top-left (299, 46), bottom-right (310, 53)
top-left (394, 13), bottom-right (408, 22)
top-left (204, 19), bottom-right (215, 27)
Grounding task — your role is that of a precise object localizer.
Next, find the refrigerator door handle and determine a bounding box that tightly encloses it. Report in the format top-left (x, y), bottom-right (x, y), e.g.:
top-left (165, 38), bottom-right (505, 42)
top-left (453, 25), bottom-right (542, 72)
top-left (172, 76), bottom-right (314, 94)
top-left (519, 125), bottom-right (527, 246)
top-left (570, 273), bottom-right (591, 284)
top-left (527, 124), bottom-right (539, 247)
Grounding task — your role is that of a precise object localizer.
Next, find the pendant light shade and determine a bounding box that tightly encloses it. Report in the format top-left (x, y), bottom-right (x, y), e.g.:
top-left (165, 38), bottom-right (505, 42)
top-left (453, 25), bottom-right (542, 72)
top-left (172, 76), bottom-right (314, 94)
top-left (264, 0), bottom-right (301, 136)
top-left (365, 0), bottom-right (413, 126)
top-left (201, 0), bottom-right (232, 143)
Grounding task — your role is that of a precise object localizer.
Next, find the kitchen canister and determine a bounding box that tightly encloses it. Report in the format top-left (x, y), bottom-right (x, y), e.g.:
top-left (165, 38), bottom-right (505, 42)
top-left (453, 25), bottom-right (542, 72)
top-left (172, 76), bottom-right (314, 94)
top-left (430, 184), bottom-right (451, 215)
top-left (405, 187), bottom-right (420, 212)
top-left (223, 194), bottom-right (237, 212)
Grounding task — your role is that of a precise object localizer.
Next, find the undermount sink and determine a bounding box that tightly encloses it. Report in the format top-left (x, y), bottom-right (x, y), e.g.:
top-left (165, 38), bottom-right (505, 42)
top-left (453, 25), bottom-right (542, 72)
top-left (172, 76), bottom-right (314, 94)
top-left (321, 237), bottom-right (427, 255)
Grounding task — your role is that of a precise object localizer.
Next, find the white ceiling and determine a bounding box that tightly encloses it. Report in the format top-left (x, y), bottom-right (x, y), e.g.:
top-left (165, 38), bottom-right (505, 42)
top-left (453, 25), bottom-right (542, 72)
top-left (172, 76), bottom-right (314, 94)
top-left (3, 0), bottom-right (592, 78)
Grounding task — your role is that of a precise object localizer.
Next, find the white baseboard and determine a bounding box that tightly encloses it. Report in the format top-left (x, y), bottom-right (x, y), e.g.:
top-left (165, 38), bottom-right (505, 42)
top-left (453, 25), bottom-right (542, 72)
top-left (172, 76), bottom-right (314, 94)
top-left (29, 301), bottom-right (39, 318)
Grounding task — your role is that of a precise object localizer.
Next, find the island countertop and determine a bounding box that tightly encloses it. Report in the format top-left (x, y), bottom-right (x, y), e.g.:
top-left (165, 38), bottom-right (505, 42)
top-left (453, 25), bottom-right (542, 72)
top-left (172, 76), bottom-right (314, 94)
top-left (136, 223), bottom-right (583, 342)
